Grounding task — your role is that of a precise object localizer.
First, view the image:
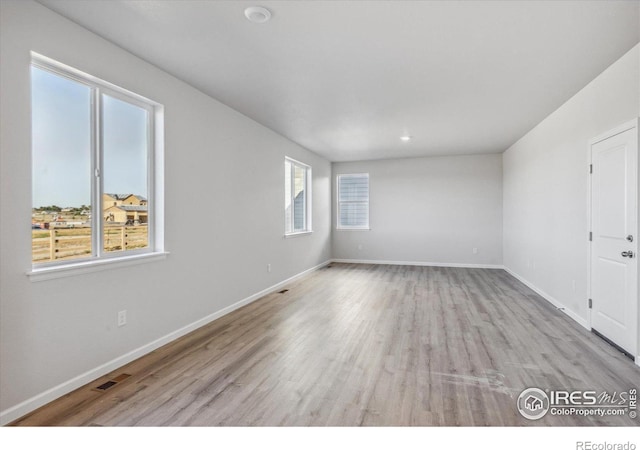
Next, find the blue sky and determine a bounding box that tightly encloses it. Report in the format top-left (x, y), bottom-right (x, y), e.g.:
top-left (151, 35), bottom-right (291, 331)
top-left (31, 66), bottom-right (147, 208)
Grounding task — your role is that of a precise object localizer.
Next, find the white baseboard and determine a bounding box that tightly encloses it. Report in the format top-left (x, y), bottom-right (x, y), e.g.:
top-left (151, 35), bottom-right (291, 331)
top-left (503, 266), bottom-right (590, 330)
top-left (0, 259), bottom-right (331, 426)
top-left (330, 258), bottom-right (503, 269)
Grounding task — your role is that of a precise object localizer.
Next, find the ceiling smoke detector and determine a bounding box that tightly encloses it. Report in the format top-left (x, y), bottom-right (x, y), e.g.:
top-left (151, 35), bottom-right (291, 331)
top-left (245, 6), bottom-right (271, 24)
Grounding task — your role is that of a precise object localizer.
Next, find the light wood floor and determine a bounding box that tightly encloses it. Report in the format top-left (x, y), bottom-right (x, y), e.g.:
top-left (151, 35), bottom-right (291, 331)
top-left (12, 264), bottom-right (640, 426)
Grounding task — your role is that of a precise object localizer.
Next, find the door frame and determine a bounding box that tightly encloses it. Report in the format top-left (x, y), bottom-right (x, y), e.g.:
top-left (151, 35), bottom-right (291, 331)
top-left (587, 117), bottom-right (640, 365)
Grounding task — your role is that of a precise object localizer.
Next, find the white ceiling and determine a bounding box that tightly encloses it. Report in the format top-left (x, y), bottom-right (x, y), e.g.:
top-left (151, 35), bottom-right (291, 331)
top-left (38, 0), bottom-right (639, 162)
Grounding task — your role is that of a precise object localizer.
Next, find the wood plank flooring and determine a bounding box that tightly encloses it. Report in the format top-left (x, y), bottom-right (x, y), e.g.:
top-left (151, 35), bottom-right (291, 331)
top-left (11, 264), bottom-right (640, 426)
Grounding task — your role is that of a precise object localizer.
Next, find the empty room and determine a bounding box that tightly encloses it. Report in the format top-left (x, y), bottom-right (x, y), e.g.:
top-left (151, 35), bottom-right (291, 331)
top-left (1, 0), bottom-right (639, 445)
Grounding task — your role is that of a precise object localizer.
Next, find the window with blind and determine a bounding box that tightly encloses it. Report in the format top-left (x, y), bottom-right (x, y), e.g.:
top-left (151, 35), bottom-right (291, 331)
top-left (284, 157), bottom-right (312, 235)
top-left (337, 173), bottom-right (370, 229)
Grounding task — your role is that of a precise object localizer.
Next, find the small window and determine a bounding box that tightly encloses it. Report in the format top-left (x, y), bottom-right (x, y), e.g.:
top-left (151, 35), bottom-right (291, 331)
top-left (337, 173), bottom-right (369, 229)
top-left (284, 157), bottom-right (312, 235)
top-left (31, 54), bottom-right (162, 268)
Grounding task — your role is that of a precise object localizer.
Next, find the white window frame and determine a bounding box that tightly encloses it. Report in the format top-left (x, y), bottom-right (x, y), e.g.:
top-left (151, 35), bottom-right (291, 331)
top-left (337, 173), bottom-right (370, 230)
top-left (284, 157), bottom-right (312, 236)
top-left (28, 53), bottom-right (165, 280)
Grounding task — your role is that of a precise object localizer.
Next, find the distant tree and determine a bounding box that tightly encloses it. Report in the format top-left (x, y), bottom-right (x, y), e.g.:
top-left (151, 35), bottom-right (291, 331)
top-left (35, 205), bottom-right (62, 212)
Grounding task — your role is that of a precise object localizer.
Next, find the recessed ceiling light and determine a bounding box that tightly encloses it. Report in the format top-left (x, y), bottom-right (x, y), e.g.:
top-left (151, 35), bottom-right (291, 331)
top-left (400, 135), bottom-right (412, 142)
top-left (245, 6), bottom-right (271, 24)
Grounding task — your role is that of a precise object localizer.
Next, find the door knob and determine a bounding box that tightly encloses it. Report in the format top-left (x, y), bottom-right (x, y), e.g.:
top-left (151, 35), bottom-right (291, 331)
top-left (621, 251), bottom-right (635, 258)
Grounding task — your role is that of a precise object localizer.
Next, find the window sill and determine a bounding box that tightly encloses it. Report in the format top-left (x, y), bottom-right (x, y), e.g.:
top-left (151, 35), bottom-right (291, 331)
top-left (336, 227), bottom-right (371, 231)
top-left (27, 251), bottom-right (169, 282)
top-left (284, 231), bottom-right (313, 238)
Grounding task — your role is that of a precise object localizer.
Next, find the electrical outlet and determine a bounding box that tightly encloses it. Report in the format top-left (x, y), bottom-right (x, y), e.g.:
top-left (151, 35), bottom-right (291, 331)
top-left (473, 247), bottom-right (478, 254)
top-left (267, 264), bottom-right (271, 273)
top-left (117, 310), bottom-right (127, 327)
top-left (357, 244), bottom-right (363, 250)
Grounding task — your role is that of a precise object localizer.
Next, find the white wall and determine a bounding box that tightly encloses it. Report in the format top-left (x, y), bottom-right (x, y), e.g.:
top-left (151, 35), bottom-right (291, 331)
top-left (0, 0), bottom-right (331, 423)
top-left (503, 44), bottom-right (640, 328)
top-left (332, 154), bottom-right (503, 266)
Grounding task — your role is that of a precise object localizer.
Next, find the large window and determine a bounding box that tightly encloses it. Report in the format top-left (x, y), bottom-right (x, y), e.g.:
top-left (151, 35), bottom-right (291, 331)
top-left (284, 157), bottom-right (312, 235)
top-left (31, 55), bottom-right (162, 268)
top-left (337, 173), bottom-right (370, 229)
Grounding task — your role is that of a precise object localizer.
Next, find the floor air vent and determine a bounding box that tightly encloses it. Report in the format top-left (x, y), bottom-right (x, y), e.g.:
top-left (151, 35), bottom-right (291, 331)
top-left (94, 381), bottom-right (117, 391)
top-left (92, 373), bottom-right (131, 392)
top-left (278, 289), bottom-right (289, 294)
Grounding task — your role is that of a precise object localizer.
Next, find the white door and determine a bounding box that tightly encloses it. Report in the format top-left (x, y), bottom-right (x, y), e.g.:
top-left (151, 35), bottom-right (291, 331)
top-left (590, 120), bottom-right (638, 357)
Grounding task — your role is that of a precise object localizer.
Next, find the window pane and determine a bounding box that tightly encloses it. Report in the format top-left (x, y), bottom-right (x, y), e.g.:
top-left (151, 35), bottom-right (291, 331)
top-left (338, 174), bottom-right (369, 228)
top-left (102, 94), bottom-right (149, 252)
top-left (339, 174), bottom-right (369, 202)
top-left (293, 164), bottom-right (306, 231)
top-left (284, 160), bottom-right (292, 234)
top-left (340, 203), bottom-right (369, 227)
top-left (285, 158), bottom-right (311, 234)
top-left (31, 67), bottom-right (92, 264)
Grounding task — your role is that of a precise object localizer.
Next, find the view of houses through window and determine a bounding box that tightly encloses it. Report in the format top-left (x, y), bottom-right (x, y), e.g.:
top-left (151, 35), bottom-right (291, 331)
top-left (31, 60), bottom-right (152, 265)
top-left (32, 193), bottom-right (149, 263)
top-left (284, 157), bottom-right (311, 234)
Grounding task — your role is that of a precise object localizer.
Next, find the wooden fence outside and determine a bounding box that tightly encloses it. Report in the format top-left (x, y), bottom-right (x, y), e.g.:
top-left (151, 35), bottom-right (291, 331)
top-left (32, 226), bottom-right (148, 263)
